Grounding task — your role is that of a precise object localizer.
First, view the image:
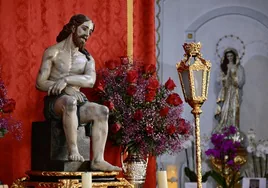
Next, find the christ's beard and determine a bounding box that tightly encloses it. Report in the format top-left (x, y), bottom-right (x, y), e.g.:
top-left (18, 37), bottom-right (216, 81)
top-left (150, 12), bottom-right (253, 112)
top-left (73, 32), bottom-right (86, 50)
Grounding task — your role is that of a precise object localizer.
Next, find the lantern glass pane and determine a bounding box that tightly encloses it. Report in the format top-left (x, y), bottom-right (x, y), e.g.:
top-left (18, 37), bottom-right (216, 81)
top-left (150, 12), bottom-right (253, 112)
top-left (205, 71), bottom-right (210, 97)
top-left (193, 70), bottom-right (203, 97)
top-left (182, 71), bottom-right (191, 98)
top-left (190, 57), bottom-right (195, 65)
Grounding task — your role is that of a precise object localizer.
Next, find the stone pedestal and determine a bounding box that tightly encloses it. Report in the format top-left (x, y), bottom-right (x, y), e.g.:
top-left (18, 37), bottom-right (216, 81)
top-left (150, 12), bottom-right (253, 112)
top-left (31, 121), bottom-right (91, 171)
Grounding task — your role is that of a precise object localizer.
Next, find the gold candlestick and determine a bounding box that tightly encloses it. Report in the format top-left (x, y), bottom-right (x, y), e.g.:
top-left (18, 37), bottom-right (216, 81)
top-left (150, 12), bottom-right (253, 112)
top-left (176, 42), bottom-right (211, 188)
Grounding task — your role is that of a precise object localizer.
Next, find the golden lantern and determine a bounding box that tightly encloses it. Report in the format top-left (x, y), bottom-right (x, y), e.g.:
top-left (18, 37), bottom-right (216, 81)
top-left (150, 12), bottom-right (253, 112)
top-left (176, 42), bottom-right (211, 188)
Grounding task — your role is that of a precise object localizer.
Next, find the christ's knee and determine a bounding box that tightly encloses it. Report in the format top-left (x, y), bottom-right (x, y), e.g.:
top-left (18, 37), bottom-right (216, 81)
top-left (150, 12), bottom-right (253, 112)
top-left (94, 105), bottom-right (109, 121)
top-left (64, 97), bottom-right (77, 113)
top-left (100, 105), bottom-right (109, 119)
top-left (91, 105), bottom-right (109, 135)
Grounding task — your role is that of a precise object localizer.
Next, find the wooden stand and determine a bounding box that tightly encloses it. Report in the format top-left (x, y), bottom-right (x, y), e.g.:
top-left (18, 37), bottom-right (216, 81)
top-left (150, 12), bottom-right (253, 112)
top-left (11, 171), bottom-right (133, 188)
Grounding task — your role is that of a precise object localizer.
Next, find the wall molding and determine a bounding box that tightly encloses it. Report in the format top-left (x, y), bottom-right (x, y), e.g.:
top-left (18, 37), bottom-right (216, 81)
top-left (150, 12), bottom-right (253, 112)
top-left (185, 6), bottom-right (268, 41)
top-left (155, 0), bottom-right (165, 82)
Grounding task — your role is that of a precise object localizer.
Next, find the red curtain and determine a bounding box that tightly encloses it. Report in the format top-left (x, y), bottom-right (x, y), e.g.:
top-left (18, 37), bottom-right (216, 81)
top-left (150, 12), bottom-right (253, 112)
top-left (0, 0), bottom-right (155, 187)
top-left (133, 0), bottom-right (156, 186)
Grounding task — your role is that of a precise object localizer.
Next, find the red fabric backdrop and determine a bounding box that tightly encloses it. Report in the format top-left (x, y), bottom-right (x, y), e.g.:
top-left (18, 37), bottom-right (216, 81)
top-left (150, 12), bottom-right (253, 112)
top-left (0, 0), bottom-right (156, 187)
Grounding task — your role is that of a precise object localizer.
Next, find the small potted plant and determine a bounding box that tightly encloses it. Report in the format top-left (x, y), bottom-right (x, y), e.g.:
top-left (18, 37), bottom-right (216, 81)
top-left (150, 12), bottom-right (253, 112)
top-left (242, 129), bottom-right (267, 188)
top-left (205, 125), bottom-right (245, 188)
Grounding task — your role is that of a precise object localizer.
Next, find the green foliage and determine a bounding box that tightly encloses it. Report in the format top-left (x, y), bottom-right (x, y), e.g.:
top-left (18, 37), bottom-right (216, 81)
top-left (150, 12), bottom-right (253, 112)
top-left (210, 170), bottom-right (227, 187)
top-left (210, 170), bottom-right (243, 188)
top-left (184, 167), bottom-right (211, 182)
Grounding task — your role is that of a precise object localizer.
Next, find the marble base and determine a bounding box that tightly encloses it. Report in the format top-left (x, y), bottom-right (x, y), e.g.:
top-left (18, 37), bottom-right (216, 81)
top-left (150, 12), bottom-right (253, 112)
top-left (31, 121), bottom-right (90, 171)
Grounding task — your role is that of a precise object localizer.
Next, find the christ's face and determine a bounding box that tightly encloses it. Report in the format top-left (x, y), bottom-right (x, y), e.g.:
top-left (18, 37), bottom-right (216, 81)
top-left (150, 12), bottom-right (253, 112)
top-left (73, 20), bottom-right (94, 49)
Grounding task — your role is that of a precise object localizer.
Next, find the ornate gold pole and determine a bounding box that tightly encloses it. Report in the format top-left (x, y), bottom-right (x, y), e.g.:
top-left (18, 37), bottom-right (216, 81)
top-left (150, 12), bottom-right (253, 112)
top-left (127, 0), bottom-right (133, 63)
top-left (176, 42), bottom-right (211, 188)
top-left (192, 104), bottom-right (202, 188)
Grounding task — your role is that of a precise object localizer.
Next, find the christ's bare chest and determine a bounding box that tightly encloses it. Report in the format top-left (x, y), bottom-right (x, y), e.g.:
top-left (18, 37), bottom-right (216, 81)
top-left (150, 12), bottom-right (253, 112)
top-left (53, 51), bottom-right (87, 75)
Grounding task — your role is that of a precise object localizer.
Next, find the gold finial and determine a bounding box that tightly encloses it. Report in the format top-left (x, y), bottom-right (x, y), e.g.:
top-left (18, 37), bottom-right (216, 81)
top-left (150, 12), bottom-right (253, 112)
top-left (183, 42), bottom-right (202, 56)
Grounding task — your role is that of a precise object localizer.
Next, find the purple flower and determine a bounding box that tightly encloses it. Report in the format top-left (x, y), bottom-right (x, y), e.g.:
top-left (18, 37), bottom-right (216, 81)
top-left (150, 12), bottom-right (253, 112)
top-left (227, 159), bottom-right (234, 166)
top-left (0, 78), bottom-right (22, 140)
top-left (234, 141), bottom-right (241, 148)
top-left (205, 125), bottom-right (242, 172)
top-left (211, 134), bottom-right (224, 146)
top-left (228, 125), bottom-right (237, 134)
top-left (205, 149), bottom-right (221, 159)
top-left (222, 139), bottom-right (235, 152)
top-left (205, 125), bottom-right (243, 187)
top-left (0, 118), bottom-right (9, 129)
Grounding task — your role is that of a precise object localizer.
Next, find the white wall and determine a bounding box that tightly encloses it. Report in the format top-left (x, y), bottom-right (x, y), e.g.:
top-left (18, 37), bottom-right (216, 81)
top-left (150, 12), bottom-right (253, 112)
top-left (155, 0), bottom-right (268, 187)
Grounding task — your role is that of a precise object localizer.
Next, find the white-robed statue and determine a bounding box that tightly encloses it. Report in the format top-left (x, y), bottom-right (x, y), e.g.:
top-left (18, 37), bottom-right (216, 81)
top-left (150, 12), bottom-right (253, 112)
top-left (214, 48), bottom-right (245, 133)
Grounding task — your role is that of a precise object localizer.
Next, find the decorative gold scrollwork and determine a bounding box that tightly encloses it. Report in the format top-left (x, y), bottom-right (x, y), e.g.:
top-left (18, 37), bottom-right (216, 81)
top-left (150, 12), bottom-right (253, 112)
top-left (10, 177), bottom-right (28, 188)
top-left (11, 172), bottom-right (133, 188)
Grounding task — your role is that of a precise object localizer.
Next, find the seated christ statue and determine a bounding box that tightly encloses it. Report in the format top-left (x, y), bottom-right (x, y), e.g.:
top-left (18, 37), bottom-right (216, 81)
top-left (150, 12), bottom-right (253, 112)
top-left (36, 14), bottom-right (121, 172)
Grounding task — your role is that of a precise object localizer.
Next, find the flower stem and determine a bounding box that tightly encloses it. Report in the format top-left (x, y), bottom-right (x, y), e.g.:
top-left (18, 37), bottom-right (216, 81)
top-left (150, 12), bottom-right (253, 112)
top-left (265, 154), bottom-right (267, 176)
top-left (252, 154), bottom-right (257, 177)
top-left (259, 157), bottom-right (263, 177)
top-left (221, 153), bottom-right (225, 175)
top-left (185, 149), bottom-right (189, 168)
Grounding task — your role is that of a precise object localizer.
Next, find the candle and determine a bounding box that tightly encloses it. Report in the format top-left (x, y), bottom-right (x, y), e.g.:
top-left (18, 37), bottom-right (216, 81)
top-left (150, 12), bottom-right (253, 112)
top-left (157, 170), bottom-right (168, 188)
top-left (82, 172), bottom-right (92, 188)
top-left (167, 165), bottom-right (178, 188)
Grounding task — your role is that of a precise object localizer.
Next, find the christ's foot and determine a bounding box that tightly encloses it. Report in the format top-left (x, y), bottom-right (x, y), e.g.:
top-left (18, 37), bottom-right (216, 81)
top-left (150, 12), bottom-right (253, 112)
top-left (68, 153), bottom-right (85, 162)
top-left (91, 160), bottom-right (122, 171)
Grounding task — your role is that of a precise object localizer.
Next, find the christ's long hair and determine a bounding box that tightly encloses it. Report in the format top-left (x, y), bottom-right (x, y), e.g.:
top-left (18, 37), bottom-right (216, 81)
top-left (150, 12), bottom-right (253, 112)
top-left (56, 14), bottom-right (94, 60)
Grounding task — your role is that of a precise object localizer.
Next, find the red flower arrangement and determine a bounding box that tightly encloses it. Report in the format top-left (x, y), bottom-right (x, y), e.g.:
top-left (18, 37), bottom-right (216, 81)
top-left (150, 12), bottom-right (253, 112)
top-left (93, 57), bottom-right (192, 156)
top-left (0, 74), bottom-right (22, 139)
